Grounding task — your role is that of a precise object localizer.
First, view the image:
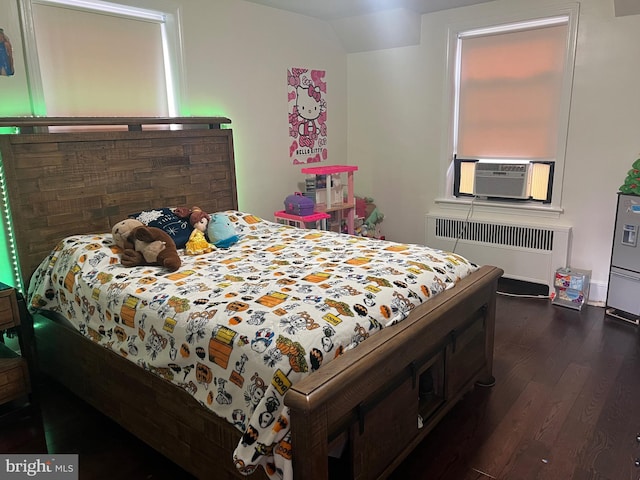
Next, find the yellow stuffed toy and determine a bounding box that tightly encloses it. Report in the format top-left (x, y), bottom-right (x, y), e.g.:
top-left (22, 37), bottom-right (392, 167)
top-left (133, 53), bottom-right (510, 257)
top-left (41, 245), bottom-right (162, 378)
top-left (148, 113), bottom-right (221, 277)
top-left (184, 207), bottom-right (215, 255)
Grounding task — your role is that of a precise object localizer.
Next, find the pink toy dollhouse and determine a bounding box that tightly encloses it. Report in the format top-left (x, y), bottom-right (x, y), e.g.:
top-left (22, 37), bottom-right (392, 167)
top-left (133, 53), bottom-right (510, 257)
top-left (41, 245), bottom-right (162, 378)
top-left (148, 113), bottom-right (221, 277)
top-left (301, 165), bottom-right (358, 234)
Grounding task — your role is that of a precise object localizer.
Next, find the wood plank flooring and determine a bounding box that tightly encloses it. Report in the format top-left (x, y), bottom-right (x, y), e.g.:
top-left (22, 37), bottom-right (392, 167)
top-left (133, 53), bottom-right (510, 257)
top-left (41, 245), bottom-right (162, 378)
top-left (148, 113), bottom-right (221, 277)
top-left (1, 292), bottom-right (639, 480)
top-left (391, 293), bottom-right (640, 480)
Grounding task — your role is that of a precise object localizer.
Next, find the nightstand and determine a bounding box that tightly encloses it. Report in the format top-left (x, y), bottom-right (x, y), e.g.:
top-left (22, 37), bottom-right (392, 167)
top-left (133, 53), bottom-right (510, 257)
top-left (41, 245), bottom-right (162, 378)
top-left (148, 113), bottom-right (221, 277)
top-left (0, 283), bottom-right (31, 407)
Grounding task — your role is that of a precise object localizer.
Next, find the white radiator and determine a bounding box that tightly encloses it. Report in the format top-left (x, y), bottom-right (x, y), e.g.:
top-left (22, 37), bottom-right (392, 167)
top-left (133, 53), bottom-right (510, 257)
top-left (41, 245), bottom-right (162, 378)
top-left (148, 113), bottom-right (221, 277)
top-left (426, 214), bottom-right (571, 289)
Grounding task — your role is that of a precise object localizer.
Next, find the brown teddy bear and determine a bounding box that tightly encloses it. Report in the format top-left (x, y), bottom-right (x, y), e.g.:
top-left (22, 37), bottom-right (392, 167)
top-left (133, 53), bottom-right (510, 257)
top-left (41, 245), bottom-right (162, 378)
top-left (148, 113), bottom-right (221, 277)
top-left (111, 218), bottom-right (181, 271)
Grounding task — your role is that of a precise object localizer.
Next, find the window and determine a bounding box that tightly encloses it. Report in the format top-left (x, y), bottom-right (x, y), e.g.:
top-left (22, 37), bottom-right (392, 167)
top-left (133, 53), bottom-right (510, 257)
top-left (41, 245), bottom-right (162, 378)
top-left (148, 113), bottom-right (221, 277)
top-left (445, 6), bottom-right (578, 208)
top-left (18, 0), bottom-right (184, 117)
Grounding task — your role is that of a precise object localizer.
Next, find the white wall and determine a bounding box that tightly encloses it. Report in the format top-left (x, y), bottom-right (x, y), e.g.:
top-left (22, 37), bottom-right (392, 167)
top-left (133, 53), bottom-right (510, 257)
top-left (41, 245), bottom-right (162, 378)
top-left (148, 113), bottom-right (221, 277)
top-left (347, 0), bottom-right (640, 302)
top-left (177, 0), bottom-right (348, 219)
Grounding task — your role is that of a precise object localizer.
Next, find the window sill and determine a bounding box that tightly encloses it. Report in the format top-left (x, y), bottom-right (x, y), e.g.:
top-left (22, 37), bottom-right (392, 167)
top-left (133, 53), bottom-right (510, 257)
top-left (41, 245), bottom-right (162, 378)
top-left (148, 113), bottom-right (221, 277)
top-left (434, 197), bottom-right (563, 219)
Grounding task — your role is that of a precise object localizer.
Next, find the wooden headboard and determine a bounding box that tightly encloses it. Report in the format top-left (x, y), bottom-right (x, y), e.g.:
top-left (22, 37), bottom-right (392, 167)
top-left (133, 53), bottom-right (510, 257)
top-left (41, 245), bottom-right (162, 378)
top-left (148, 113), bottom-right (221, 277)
top-left (0, 117), bottom-right (237, 287)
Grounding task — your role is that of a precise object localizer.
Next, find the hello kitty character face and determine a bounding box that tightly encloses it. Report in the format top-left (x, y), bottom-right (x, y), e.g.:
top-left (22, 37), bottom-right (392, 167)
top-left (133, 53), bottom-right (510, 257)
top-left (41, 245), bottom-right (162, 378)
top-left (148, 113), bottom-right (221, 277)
top-left (296, 85), bottom-right (322, 121)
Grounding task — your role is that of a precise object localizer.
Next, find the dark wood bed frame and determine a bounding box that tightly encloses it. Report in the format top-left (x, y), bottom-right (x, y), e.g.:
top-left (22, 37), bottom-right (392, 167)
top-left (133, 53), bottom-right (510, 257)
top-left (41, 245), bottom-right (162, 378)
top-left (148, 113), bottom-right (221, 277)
top-left (0, 117), bottom-right (503, 480)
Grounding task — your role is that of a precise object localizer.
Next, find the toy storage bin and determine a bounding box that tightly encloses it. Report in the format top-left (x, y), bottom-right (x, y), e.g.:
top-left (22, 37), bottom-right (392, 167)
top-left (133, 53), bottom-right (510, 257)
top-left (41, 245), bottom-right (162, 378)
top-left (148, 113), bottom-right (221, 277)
top-left (284, 192), bottom-right (315, 216)
top-left (552, 267), bottom-right (591, 311)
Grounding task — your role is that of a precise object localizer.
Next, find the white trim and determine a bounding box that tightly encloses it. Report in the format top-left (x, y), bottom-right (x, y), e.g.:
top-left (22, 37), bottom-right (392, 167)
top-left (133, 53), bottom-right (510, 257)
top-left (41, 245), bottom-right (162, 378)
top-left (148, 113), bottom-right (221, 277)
top-left (33, 0), bottom-right (166, 21)
top-left (161, 23), bottom-right (178, 118)
top-left (17, 0), bottom-right (46, 116)
top-left (17, 0), bottom-right (185, 117)
top-left (458, 15), bottom-right (569, 38)
top-left (161, 5), bottom-right (187, 118)
top-left (587, 281), bottom-right (607, 306)
top-left (434, 196), bottom-right (564, 219)
top-left (441, 3), bottom-right (580, 213)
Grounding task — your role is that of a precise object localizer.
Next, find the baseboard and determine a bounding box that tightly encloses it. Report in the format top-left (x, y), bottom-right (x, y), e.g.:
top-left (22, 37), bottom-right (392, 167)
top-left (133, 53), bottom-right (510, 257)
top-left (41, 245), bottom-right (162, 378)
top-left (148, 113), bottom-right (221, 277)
top-left (587, 281), bottom-right (607, 306)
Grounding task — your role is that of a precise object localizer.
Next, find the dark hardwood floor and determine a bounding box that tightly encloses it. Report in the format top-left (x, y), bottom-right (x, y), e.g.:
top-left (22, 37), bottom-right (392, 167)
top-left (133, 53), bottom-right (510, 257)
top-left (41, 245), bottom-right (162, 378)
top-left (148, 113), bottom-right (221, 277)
top-left (1, 290), bottom-right (639, 480)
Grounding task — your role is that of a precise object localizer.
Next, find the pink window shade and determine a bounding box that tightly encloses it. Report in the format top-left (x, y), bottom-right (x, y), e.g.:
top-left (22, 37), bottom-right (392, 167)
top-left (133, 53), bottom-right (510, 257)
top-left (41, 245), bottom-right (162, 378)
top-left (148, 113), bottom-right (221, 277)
top-left (456, 23), bottom-right (568, 160)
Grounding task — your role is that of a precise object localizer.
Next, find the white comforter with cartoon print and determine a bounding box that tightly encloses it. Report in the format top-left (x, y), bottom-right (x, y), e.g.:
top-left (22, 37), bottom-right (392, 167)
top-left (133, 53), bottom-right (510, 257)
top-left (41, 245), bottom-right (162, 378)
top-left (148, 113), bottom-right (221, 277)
top-left (27, 211), bottom-right (477, 479)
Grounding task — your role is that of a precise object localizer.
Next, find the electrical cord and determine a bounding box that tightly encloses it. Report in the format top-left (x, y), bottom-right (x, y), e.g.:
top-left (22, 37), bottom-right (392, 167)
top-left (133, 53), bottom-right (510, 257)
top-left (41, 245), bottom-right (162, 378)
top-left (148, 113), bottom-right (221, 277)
top-left (452, 195), bottom-right (476, 254)
top-left (496, 291), bottom-right (551, 299)
top-left (452, 197), bottom-right (551, 300)
top-left (452, 196), bottom-right (552, 301)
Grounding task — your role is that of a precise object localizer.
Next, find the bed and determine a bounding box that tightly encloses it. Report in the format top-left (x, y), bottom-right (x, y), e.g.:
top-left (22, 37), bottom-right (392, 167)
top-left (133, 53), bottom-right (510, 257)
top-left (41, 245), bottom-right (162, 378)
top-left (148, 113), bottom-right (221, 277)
top-left (0, 117), bottom-right (503, 480)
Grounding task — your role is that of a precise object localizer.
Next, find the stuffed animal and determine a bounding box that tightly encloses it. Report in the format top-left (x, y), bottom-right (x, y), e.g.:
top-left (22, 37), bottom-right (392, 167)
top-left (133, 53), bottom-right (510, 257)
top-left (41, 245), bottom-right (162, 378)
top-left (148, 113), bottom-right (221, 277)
top-left (364, 207), bottom-right (384, 229)
top-left (207, 213), bottom-right (240, 248)
top-left (182, 206), bottom-right (215, 255)
top-left (112, 218), bottom-right (143, 250)
top-left (111, 218), bottom-right (181, 271)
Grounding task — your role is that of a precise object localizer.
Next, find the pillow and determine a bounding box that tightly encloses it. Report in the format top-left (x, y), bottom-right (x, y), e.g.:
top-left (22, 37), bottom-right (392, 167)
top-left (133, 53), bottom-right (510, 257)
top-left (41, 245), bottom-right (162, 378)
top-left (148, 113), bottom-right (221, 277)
top-left (128, 208), bottom-right (193, 249)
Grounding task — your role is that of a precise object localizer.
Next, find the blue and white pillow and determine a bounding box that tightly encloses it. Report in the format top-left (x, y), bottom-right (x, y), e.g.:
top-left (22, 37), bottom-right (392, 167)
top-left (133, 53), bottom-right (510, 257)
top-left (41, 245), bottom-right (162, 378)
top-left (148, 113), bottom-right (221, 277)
top-left (128, 208), bottom-right (193, 249)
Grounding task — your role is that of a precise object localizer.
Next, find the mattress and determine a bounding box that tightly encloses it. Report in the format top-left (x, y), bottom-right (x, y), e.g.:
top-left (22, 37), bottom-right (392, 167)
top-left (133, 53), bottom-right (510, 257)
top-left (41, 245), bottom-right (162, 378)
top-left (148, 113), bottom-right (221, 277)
top-left (27, 211), bottom-right (477, 479)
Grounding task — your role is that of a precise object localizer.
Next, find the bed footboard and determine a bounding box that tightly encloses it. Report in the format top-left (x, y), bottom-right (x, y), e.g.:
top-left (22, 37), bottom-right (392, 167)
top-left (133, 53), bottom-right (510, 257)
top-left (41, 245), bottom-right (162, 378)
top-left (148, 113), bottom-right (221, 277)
top-left (285, 265), bottom-right (502, 480)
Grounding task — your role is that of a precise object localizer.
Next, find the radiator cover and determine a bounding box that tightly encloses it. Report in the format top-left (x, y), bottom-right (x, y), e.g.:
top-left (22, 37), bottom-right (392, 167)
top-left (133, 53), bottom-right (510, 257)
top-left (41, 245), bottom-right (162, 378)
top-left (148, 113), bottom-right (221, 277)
top-left (426, 214), bottom-right (571, 289)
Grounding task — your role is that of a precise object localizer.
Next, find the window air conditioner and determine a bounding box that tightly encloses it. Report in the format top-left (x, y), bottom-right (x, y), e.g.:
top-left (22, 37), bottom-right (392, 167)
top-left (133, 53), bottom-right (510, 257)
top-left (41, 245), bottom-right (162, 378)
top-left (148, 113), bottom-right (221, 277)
top-left (473, 162), bottom-right (530, 200)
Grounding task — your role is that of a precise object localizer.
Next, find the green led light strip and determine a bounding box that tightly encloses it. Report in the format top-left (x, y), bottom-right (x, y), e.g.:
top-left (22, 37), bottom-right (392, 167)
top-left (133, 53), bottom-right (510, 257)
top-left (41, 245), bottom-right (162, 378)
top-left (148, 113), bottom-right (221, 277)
top-left (0, 151), bottom-right (23, 293)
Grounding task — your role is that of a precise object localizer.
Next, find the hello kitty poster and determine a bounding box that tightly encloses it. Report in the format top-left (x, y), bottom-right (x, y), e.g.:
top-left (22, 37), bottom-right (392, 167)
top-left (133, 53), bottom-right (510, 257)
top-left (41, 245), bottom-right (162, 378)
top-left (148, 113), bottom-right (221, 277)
top-left (288, 68), bottom-right (327, 164)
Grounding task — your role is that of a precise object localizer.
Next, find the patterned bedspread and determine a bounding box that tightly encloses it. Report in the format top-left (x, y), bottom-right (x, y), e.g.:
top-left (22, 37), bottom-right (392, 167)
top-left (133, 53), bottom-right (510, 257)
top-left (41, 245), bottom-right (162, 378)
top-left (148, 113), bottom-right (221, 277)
top-left (27, 211), bottom-right (477, 479)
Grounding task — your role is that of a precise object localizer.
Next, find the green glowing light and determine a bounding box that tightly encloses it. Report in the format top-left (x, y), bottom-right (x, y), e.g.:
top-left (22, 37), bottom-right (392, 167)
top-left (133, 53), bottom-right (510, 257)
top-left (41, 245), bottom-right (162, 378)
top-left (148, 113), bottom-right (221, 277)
top-left (33, 317), bottom-right (47, 331)
top-left (0, 149), bottom-right (21, 291)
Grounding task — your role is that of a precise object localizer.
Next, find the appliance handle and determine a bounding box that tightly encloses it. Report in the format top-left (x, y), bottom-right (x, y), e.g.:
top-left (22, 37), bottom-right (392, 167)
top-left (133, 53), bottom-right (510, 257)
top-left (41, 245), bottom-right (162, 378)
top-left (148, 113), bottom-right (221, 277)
top-left (610, 270), bottom-right (640, 281)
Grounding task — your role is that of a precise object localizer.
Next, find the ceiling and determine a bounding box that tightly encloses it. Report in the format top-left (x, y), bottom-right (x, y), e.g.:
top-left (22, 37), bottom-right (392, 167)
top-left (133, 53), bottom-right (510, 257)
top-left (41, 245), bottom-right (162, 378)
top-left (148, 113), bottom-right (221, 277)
top-left (242, 0), bottom-right (497, 21)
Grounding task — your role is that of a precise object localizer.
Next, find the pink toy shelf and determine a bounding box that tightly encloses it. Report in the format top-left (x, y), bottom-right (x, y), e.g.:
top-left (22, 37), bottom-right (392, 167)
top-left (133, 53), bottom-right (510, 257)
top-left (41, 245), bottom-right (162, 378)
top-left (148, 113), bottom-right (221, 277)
top-left (301, 165), bottom-right (358, 175)
top-left (301, 165), bottom-right (358, 234)
top-left (274, 210), bottom-right (330, 230)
